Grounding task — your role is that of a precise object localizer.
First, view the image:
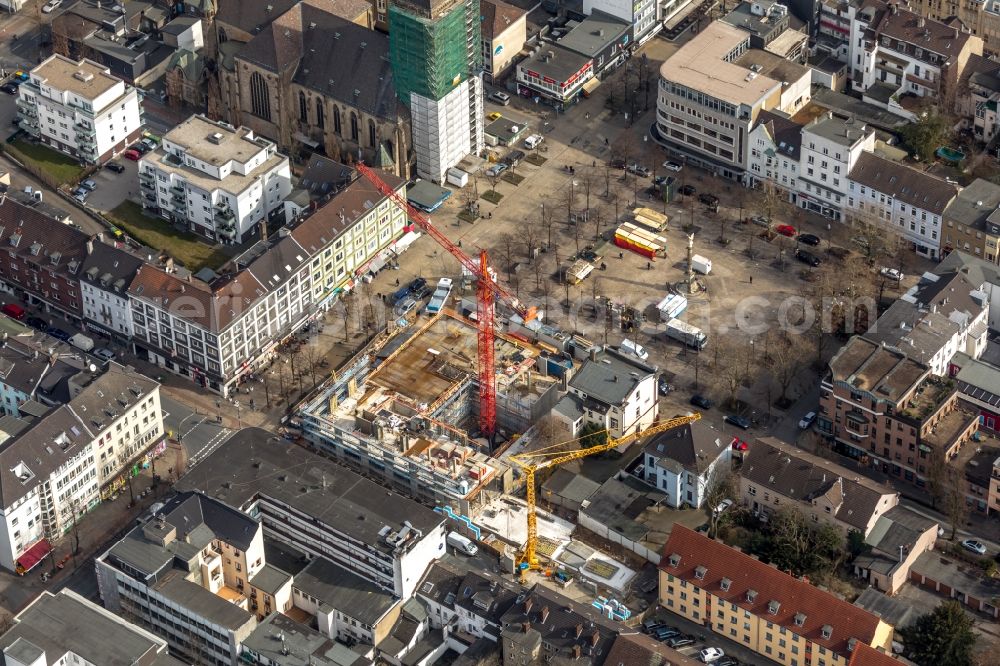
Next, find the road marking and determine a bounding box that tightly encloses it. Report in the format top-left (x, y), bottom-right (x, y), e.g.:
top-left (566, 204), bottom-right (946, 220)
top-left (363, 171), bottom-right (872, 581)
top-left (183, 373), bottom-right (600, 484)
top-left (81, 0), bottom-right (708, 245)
top-left (189, 428), bottom-right (232, 466)
top-left (181, 416), bottom-right (207, 440)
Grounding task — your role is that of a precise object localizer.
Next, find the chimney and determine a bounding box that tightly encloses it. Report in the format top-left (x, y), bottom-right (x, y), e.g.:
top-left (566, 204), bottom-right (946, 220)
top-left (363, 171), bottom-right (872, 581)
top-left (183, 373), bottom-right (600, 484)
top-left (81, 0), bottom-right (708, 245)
top-left (572, 645), bottom-right (582, 659)
top-left (524, 598), bottom-right (534, 615)
top-left (521, 621), bottom-right (530, 633)
top-left (589, 348), bottom-right (597, 361)
top-left (590, 631), bottom-right (600, 647)
top-left (575, 623), bottom-right (583, 638)
top-left (86, 239), bottom-right (93, 255)
top-left (540, 606), bottom-right (550, 623)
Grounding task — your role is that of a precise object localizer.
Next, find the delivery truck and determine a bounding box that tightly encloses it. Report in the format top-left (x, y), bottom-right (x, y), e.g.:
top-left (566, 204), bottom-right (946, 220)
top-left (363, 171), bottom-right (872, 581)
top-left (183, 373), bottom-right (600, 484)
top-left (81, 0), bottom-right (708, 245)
top-left (656, 293), bottom-right (688, 322)
top-left (664, 318), bottom-right (707, 350)
top-left (447, 531), bottom-right (479, 556)
top-left (691, 254), bottom-right (712, 275)
top-left (69, 333), bottom-right (95, 352)
top-left (426, 278), bottom-right (453, 314)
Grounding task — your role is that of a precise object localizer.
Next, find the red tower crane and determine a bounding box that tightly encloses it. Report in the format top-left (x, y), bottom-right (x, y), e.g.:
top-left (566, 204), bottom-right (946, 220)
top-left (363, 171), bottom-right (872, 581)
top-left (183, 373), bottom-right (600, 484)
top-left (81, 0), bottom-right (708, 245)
top-left (355, 164), bottom-right (535, 438)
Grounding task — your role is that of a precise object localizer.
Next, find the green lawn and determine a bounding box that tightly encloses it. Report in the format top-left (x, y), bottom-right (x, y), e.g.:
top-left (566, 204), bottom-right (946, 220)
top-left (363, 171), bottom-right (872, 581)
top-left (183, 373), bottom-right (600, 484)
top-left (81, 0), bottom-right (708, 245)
top-left (482, 190), bottom-right (503, 204)
top-left (107, 201), bottom-right (230, 273)
top-left (10, 139), bottom-right (86, 185)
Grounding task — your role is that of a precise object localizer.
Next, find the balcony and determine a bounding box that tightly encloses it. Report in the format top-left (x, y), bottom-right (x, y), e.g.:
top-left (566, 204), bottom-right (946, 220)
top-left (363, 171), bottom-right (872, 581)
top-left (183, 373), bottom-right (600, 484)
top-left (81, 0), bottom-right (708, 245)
top-left (218, 226), bottom-right (236, 239)
top-left (214, 207), bottom-right (235, 222)
top-left (170, 184), bottom-right (185, 194)
top-left (171, 192), bottom-right (186, 204)
top-left (75, 123), bottom-right (96, 138)
top-left (217, 217), bottom-right (235, 230)
top-left (15, 99), bottom-right (36, 116)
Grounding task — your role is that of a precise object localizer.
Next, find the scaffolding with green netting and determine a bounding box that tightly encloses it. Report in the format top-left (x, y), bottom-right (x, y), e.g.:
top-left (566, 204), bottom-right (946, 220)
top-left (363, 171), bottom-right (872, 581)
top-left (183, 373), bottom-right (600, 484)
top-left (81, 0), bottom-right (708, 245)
top-left (389, 0), bottom-right (482, 105)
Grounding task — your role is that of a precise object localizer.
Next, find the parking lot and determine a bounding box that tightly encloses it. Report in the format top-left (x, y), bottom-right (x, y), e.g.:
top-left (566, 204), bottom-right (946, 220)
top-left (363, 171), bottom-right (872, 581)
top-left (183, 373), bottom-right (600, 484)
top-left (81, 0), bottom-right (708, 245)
top-left (641, 611), bottom-right (781, 666)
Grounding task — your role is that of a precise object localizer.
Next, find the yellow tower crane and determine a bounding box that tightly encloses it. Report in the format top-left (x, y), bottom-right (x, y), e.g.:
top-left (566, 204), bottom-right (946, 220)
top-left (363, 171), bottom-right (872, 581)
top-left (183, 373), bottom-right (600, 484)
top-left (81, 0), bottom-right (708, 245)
top-left (510, 412), bottom-right (701, 572)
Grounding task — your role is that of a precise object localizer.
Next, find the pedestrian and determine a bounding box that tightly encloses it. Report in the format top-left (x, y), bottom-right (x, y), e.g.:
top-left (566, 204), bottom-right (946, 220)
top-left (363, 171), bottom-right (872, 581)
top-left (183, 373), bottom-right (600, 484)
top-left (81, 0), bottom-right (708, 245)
top-left (619, 251), bottom-right (624, 259)
top-left (749, 275), bottom-right (753, 285)
top-left (646, 261), bottom-right (652, 270)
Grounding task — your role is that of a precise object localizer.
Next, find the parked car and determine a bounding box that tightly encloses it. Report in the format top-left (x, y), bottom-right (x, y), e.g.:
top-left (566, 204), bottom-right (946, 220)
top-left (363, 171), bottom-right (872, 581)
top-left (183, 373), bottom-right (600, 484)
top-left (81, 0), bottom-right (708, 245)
top-left (626, 163), bottom-right (651, 177)
top-left (700, 647), bottom-right (726, 663)
top-left (72, 188), bottom-right (88, 203)
top-left (123, 149), bottom-right (142, 161)
top-left (690, 394), bottom-right (712, 409)
top-left (408, 277), bottom-right (427, 294)
top-left (775, 224), bottom-right (796, 237)
top-left (663, 161), bottom-right (683, 172)
top-left (79, 178), bottom-right (97, 191)
top-left (393, 298), bottom-right (418, 317)
top-left (93, 347), bottom-right (116, 362)
top-left (642, 619), bottom-right (663, 633)
top-left (799, 411), bottom-right (817, 429)
top-left (524, 134), bottom-right (544, 150)
top-left (679, 184), bottom-right (696, 196)
top-left (130, 142), bottom-right (150, 155)
top-left (796, 249), bottom-right (821, 267)
top-left (749, 215), bottom-right (770, 228)
top-left (2, 304), bottom-right (25, 320)
top-left (485, 162), bottom-right (508, 177)
top-left (724, 414), bottom-right (751, 429)
top-left (658, 376), bottom-right (672, 396)
top-left (502, 149), bottom-right (525, 167)
top-left (26, 316), bottom-right (47, 330)
top-left (655, 628), bottom-right (680, 641)
top-left (488, 91), bottom-right (511, 105)
top-left (105, 161), bottom-right (126, 173)
top-left (609, 158), bottom-right (626, 170)
top-left (0, 82), bottom-right (18, 95)
top-left (731, 437), bottom-right (748, 451)
top-left (880, 266), bottom-right (904, 281)
top-left (699, 193), bottom-right (719, 206)
top-left (141, 138), bottom-right (158, 152)
top-left (42, 0), bottom-right (62, 12)
top-left (667, 635), bottom-right (695, 648)
top-left (712, 499), bottom-right (733, 516)
top-left (715, 658), bottom-right (739, 666)
top-left (487, 111), bottom-right (502, 121)
top-left (962, 539), bottom-right (988, 555)
top-left (46, 327), bottom-right (71, 341)
top-left (797, 233), bottom-right (820, 246)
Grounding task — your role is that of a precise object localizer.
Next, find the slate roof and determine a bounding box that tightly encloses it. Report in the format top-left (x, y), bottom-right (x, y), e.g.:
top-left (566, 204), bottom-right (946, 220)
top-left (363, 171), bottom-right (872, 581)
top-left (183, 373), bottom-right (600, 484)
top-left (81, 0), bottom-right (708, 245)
top-left (848, 152), bottom-right (958, 215)
top-left (744, 438), bottom-right (895, 532)
top-left (942, 177), bottom-right (1000, 233)
top-left (754, 110), bottom-right (803, 161)
top-left (214, 0), bottom-right (299, 35)
top-left (872, 4), bottom-right (974, 62)
top-left (604, 632), bottom-right (699, 666)
top-left (293, 556), bottom-right (399, 625)
top-left (645, 420), bottom-right (730, 476)
top-left (568, 348), bottom-right (655, 407)
top-left (79, 240), bottom-right (144, 295)
top-left (300, 155), bottom-right (357, 197)
top-left (660, 525), bottom-right (885, 659)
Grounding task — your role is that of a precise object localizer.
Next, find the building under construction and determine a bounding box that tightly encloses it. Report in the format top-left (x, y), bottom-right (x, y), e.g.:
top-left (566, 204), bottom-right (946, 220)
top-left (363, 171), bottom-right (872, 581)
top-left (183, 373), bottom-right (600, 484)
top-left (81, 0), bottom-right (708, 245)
top-left (299, 309), bottom-right (565, 515)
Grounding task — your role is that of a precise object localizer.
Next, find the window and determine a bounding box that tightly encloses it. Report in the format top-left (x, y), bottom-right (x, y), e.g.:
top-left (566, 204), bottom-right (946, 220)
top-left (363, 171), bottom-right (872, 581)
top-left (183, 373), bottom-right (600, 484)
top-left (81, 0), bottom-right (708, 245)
top-left (368, 119), bottom-right (377, 148)
top-left (333, 105), bottom-right (341, 135)
top-left (316, 99), bottom-right (325, 129)
top-left (298, 91), bottom-right (308, 122)
top-left (250, 72), bottom-right (271, 121)
top-left (350, 112), bottom-right (359, 141)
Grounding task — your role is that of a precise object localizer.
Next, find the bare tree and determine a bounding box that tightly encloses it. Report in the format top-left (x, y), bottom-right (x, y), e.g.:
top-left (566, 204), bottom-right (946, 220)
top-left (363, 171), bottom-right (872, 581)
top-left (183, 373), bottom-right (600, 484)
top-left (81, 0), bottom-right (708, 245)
top-left (579, 169), bottom-right (597, 216)
top-left (766, 329), bottom-right (807, 406)
top-left (562, 183), bottom-right (577, 225)
top-left (299, 342), bottom-right (325, 390)
top-left (497, 233), bottom-right (517, 282)
top-left (713, 336), bottom-right (757, 410)
top-left (704, 471), bottom-right (738, 537)
top-left (541, 203), bottom-right (555, 250)
top-left (592, 205), bottom-right (604, 242)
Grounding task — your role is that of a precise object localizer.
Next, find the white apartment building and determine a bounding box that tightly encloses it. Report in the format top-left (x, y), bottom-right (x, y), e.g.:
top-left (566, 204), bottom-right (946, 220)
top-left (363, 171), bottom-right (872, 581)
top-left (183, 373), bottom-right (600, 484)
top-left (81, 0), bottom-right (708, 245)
top-left (15, 54), bottom-right (143, 164)
top-left (798, 112), bottom-right (876, 220)
top-left (847, 152), bottom-right (959, 258)
top-left (175, 428), bottom-right (448, 599)
top-left (139, 115), bottom-right (291, 245)
top-left (584, 0), bottom-right (660, 43)
top-left (0, 363), bottom-right (163, 574)
top-left (653, 21), bottom-right (811, 182)
top-left (96, 492), bottom-right (262, 666)
top-left (641, 421), bottom-right (733, 509)
top-left (746, 110), bottom-right (802, 197)
top-left (130, 172), bottom-right (408, 396)
top-left (80, 238), bottom-right (144, 342)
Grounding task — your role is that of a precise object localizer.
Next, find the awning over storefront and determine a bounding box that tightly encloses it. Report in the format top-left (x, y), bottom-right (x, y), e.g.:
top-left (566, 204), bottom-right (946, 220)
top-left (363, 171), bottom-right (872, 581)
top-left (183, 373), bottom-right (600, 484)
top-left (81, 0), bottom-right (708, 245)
top-left (15, 539), bottom-right (52, 575)
top-left (392, 230), bottom-right (421, 253)
top-left (582, 77), bottom-right (601, 95)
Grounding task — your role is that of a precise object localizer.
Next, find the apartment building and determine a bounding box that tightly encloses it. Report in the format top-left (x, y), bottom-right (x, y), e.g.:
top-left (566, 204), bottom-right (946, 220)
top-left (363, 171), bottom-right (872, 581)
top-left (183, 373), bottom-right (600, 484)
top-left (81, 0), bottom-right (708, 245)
top-left (481, 0), bottom-right (528, 84)
top-left (653, 21), bottom-right (811, 182)
top-left (819, 336), bottom-right (980, 486)
top-left (129, 171), bottom-right (408, 396)
top-left (139, 115), bottom-right (292, 244)
top-left (96, 492), bottom-right (262, 665)
top-left (0, 589), bottom-right (184, 666)
top-left (800, 113), bottom-right (876, 220)
top-left (659, 525), bottom-right (895, 666)
top-left (942, 178), bottom-right (1000, 263)
top-left (741, 437), bottom-right (899, 536)
top-left (907, 0), bottom-right (1000, 56)
top-left (0, 332), bottom-right (89, 415)
top-left (585, 0), bottom-right (659, 43)
top-left (0, 361), bottom-right (163, 573)
top-left (175, 427), bottom-right (448, 598)
top-left (847, 152), bottom-right (958, 259)
top-left (746, 110), bottom-right (803, 197)
top-left (852, 506), bottom-right (938, 594)
top-left (15, 54), bottom-right (143, 164)
top-left (864, 270), bottom-right (990, 376)
top-left (848, 2), bottom-right (982, 112)
top-left (0, 195), bottom-right (90, 325)
top-left (935, 250), bottom-right (1000, 331)
top-left (558, 347), bottom-right (658, 439)
top-left (722, 0), bottom-right (808, 62)
top-left (79, 237), bottom-right (144, 342)
top-left (963, 57), bottom-right (1000, 145)
top-left (418, 560), bottom-right (522, 641)
top-left (641, 420), bottom-right (733, 509)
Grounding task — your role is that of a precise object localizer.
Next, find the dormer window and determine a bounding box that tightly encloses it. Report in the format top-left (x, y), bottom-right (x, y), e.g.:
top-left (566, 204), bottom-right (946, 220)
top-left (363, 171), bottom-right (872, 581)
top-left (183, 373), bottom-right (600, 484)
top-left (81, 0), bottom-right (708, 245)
top-left (847, 637), bottom-right (857, 651)
top-left (794, 612), bottom-right (806, 627)
top-left (694, 566), bottom-right (707, 580)
top-left (746, 589), bottom-right (758, 603)
top-left (768, 600), bottom-right (781, 615)
top-left (720, 577), bottom-right (732, 592)
top-left (668, 553), bottom-right (681, 567)
top-left (822, 625), bottom-right (834, 640)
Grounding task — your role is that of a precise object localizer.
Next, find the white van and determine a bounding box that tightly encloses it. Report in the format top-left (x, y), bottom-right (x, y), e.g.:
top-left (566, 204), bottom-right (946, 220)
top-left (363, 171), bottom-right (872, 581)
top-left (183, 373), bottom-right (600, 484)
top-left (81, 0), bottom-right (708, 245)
top-left (447, 531), bottom-right (478, 556)
top-left (619, 338), bottom-right (649, 361)
top-left (524, 134), bottom-right (543, 150)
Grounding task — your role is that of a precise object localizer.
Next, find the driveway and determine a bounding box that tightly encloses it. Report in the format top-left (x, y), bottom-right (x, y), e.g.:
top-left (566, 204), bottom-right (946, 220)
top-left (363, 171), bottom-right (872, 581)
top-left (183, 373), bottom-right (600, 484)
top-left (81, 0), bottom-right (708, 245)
top-left (84, 158), bottom-right (137, 212)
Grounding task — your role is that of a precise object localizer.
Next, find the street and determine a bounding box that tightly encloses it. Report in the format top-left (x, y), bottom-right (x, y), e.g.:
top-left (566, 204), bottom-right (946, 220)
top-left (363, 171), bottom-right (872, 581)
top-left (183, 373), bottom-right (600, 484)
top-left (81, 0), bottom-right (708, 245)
top-left (160, 394), bottom-right (233, 468)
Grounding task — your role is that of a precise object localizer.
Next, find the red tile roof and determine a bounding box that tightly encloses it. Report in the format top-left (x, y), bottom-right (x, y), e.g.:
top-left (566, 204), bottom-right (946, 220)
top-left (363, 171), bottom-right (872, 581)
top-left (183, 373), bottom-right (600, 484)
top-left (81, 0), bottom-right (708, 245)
top-left (849, 643), bottom-right (901, 666)
top-left (660, 525), bottom-right (884, 659)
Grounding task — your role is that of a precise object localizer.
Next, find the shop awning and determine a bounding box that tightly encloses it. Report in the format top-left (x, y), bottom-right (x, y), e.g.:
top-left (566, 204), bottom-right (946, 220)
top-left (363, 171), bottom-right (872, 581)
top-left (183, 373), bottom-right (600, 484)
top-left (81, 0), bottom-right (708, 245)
top-left (15, 539), bottom-right (52, 575)
top-left (582, 77), bottom-right (601, 95)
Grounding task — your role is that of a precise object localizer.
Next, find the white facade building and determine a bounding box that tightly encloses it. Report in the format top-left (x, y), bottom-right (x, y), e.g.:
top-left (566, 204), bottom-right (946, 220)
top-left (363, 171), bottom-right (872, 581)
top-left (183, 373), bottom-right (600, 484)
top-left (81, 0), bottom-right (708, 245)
top-left (584, 0), bottom-right (660, 42)
top-left (411, 78), bottom-right (484, 184)
top-left (746, 110), bottom-right (802, 197)
top-left (139, 115), bottom-right (291, 245)
top-left (847, 152), bottom-right (958, 258)
top-left (797, 112), bottom-right (876, 220)
top-left (642, 421), bottom-right (733, 509)
top-left (15, 54), bottom-right (143, 164)
top-left (563, 347), bottom-right (659, 439)
top-left (80, 239), bottom-right (144, 341)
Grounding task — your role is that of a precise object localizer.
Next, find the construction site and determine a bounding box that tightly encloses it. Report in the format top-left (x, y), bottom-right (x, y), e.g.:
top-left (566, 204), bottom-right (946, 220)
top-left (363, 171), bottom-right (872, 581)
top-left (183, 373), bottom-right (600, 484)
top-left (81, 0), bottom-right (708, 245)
top-left (299, 308), bottom-right (566, 516)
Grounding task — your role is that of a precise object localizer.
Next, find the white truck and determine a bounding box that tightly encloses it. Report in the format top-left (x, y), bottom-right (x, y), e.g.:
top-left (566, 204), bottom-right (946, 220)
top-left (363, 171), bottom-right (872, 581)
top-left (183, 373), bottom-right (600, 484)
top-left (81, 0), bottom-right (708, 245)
top-left (69, 333), bottom-right (95, 352)
top-left (656, 293), bottom-right (688, 322)
top-left (447, 531), bottom-right (479, 556)
top-left (426, 277), bottom-right (453, 314)
top-left (664, 318), bottom-right (707, 350)
top-left (691, 254), bottom-right (712, 275)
